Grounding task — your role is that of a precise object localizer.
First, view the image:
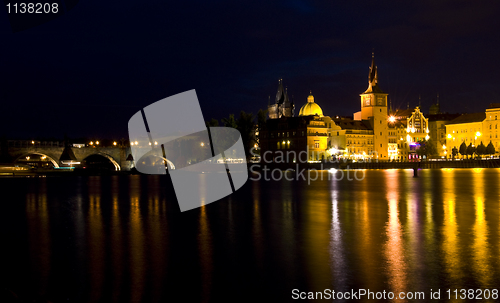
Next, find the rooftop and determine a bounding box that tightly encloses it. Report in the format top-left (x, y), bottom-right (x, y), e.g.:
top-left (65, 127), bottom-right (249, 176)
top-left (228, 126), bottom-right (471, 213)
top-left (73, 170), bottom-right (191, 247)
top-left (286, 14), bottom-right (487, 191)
top-left (447, 112), bottom-right (486, 125)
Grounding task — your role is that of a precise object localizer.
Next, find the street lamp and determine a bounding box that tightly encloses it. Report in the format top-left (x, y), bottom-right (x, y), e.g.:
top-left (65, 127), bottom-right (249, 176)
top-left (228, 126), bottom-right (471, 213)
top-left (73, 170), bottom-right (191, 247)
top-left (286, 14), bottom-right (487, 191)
top-left (113, 142), bottom-right (117, 146)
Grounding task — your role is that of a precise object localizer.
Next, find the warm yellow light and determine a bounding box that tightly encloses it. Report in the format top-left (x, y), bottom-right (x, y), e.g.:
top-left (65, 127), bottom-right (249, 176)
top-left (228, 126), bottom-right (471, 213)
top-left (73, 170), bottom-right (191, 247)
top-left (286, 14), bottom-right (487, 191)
top-left (388, 116), bottom-right (396, 123)
top-left (476, 131), bottom-right (481, 137)
top-left (425, 135), bottom-right (430, 140)
top-left (113, 142), bottom-right (117, 146)
top-left (287, 140), bottom-right (290, 144)
top-left (96, 141), bottom-right (99, 145)
top-left (26, 156), bottom-right (30, 160)
top-left (200, 142), bottom-right (204, 147)
top-left (447, 134), bottom-right (452, 139)
top-left (442, 144), bottom-right (446, 150)
top-left (282, 141), bottom-right (285, 144)
top-left (154, 141), bottom-right (158, 145)
top-left (130, 142), bottom-right (134, 146)
top-left (254, 143), bottom-right (258, 148)
top-left (149, 142), bottom-right (152, 146)
top-left (135, 141), bottom-right (138, 145)
top-left (31, 141), bottom-right (35, 144)
top-left (406, 134), bottom-right (412, 142)
top-left (41, 156), bottom-right (46, 160)
top-left (90, 141), bottom-right (93, 145)
top-left (426, 129), bottom-right (429, 133)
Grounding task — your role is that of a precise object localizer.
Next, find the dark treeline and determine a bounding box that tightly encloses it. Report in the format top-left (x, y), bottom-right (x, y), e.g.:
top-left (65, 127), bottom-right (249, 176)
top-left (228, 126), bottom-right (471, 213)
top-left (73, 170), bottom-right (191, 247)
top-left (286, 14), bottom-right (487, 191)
top-left (206, 109), bottom-right (267, 159)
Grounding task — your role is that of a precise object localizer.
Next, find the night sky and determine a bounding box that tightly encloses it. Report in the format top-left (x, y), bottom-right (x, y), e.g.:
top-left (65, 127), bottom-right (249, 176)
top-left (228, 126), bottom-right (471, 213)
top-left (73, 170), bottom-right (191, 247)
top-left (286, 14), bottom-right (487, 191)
top-left (1, 0), bottom-right (500, 140)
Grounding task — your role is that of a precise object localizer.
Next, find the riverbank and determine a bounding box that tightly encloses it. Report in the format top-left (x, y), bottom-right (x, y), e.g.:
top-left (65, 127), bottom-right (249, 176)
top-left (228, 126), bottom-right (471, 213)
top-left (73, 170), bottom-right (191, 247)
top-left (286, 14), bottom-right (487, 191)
top-left (252, 158), bottom-right (500, 170)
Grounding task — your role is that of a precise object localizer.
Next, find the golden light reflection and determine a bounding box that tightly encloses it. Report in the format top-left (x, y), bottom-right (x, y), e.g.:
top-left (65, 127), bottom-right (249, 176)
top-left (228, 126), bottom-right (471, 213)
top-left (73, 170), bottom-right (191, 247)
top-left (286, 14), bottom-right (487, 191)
top-left (384, 170), bottom-right (408, 299)
top-left (88, 176), bottom-right (104, 302)
top-left (147, 176), bottom-right (166, 302)
top-left (304, 182), bottom-right (330, 290)
top-left (471, 171), bottom-right (490, 287)
top-left (110, 176), bottom-right (123, 302)
top-left (129, 175), bottom-right (145, 303)
top-left (442, 169), bottom-right (462, 284)
top-left (329, 187), bottom-right (347, 290)
top-left (26, 182), bottom-right (51, 296)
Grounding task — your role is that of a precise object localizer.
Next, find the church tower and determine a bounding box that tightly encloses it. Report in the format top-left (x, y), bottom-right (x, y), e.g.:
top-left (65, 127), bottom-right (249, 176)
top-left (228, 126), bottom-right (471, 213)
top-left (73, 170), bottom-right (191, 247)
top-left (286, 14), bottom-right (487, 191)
top-left (360, 53), bottom-right (388, 159)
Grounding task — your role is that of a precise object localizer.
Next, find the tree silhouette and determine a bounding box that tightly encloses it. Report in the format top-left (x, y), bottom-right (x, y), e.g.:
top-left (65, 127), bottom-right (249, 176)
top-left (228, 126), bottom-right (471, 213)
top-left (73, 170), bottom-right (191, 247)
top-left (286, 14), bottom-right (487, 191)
top-left (486, 141), bottom-right (496, 155)
top-left (221, 114), bottom-right (237, 128)
top-left (466, 143), bottom-right (475, 159)
top-left (236, 111), bottom-right (256, 159)
top-left (459, 142), bottom-right (467, 158)
top-left (452, 147), bottom-right (458, 159)
top-left (476, 141), bottom-right (486, 157)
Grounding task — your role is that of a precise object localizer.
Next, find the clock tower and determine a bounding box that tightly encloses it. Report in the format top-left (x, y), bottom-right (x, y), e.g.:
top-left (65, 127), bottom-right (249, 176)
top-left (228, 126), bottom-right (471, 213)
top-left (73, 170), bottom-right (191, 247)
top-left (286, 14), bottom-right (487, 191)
top-left (360, 53), bottom-right (388, 159)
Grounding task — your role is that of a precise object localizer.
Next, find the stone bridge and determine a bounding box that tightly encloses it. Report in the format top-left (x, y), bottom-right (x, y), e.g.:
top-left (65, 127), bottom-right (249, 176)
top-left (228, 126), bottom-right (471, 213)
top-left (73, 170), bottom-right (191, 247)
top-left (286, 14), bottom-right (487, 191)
top-left (4, 143), bottom-right (134, 171)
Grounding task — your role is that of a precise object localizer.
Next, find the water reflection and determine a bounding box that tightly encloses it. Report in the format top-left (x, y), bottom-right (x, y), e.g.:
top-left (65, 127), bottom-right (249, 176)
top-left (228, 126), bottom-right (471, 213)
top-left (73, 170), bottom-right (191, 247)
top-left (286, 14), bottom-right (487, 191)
top-left (26, 179), bottom-right (50, 298)
top-left (471, 169), bottom-right (491, 287)
top-left (6, 169), bottom-right (500, 302)
top-left (441, 169), bottom-right (462, 284)
top-left (88, 176), bottom-right (104, 302)
top-left (147, 176), bottom-right (167, 302)
top-left (329, 182), bottom-right (347, 291)
top-left (384, 170), bottom-right (407, 300)
top-left (129, 175), bottom-right (145, 303)
top-left (198, 204), bottom-right (213, 303)
top-left (110, 176), bottom-right (123, 302)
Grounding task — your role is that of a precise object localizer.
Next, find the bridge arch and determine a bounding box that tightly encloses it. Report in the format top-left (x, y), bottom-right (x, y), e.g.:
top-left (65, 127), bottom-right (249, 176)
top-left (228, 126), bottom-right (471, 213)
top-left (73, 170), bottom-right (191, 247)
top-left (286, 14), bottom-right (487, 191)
top-left (135, 155), bottom-right (175, 171)
top-left (83, 153), bottom-right (121, 171)
top-left (13, 152), bottom-right (60, 168)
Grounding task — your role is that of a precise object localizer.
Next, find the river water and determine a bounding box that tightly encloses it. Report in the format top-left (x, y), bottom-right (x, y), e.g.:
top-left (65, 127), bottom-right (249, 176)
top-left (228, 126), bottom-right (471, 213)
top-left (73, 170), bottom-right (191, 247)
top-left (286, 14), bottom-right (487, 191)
top-left (1, 168), bottom-right (499, 302)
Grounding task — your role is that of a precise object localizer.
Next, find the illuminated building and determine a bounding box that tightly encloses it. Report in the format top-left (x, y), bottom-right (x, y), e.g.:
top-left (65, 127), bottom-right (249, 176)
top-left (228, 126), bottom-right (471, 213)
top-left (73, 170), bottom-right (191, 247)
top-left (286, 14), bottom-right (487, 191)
top-left (427, 113), bottom-right (460, 157)
top-left (445, 104), bottom-right (500, 157)
top-left (357, 52), bottom-right (389, 159)
top-left (268, 79), bottom-right (295, 119)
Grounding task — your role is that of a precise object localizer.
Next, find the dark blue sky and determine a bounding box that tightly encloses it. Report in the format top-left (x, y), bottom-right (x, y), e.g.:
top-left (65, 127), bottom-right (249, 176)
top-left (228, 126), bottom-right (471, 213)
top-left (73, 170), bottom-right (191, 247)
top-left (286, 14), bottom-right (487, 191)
top-left (1, 0), bottom-right (500, 140)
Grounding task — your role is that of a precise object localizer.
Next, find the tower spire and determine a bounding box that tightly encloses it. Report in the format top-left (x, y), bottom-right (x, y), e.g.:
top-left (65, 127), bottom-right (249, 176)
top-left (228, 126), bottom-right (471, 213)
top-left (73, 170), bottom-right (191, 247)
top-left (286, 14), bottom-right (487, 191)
top-left (364, 52), bottom-right (383, 93)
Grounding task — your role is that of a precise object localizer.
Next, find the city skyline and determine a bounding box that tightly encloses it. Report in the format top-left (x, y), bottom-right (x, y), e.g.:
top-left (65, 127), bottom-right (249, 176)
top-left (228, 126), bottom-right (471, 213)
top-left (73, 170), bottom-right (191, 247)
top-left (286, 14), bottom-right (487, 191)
top-left (1, 1), bottom-right (500, 140)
